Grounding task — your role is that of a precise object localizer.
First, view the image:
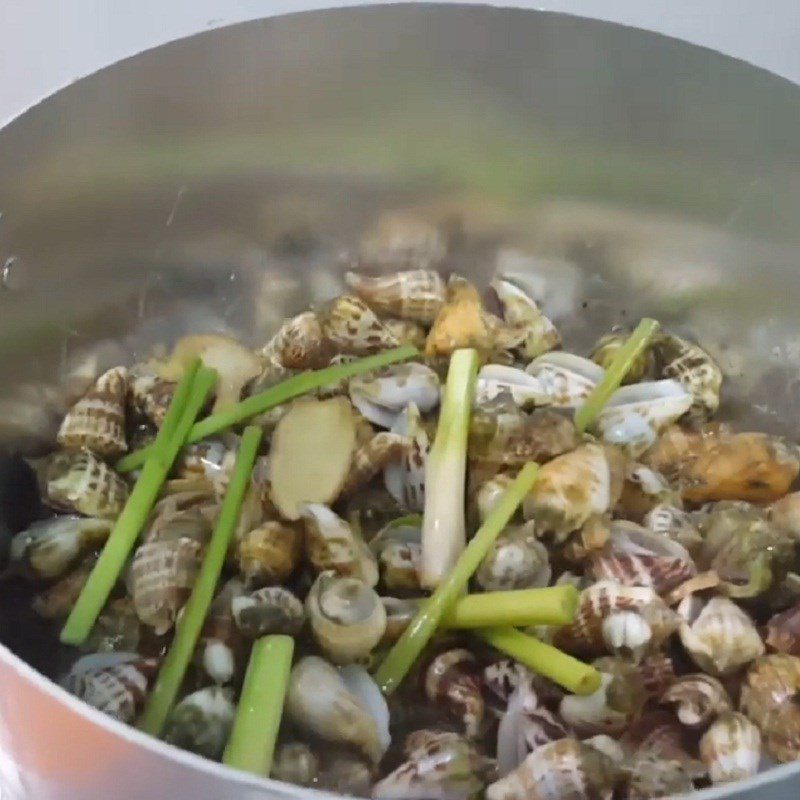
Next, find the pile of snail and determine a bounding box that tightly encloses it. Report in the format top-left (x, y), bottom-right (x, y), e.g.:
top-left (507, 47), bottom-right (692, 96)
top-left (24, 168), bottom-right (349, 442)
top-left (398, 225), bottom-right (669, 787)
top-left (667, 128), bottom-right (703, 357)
top-left (6, 216), bottom-right (800, 800)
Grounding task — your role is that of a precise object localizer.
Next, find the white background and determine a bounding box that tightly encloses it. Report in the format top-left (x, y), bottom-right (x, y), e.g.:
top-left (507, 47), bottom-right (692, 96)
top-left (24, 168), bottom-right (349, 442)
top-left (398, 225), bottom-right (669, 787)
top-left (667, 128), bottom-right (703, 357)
top-left (1, 0), bottom-right (800, 125)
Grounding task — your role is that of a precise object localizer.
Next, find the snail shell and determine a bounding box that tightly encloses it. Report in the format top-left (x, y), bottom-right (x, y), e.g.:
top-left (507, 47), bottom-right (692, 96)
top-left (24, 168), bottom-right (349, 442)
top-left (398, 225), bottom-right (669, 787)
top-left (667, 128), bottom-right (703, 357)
top-left (383, 318), bottom-right (428, 350)
top-left (622, 710), bottom-right (702, 770)
top-left (469, 395), bottom-right (525, 467)
top-left (129, 537), bottom-right (203, 634)
top-left (373, 730), bottom-right (493, 800)
top-left (62, 652), bottom-right (158, 723)
top-left (349, 363), bottom-right (440, 429)
top-left (582, 735), bottom-right (626, 767)
top-left (176, 437), bottom-right (238, 499)
top-left (345, 269), bottom-right (446, 323)
top-left (601, 610), bottom-right (654, 662)
top-left (46, 451), bottom-right (129, 519)
top-left (340, 432), bottom-right (409, 496)
top-left (301, 503), bottom-right (379, 586)
top-left (554, 581), bottom-right (679, 660)
top-left (316, 750), bottom-right (375, 796)
top-left (491, 276), bottom-right (561, 360)
top-left (306, 571), bottom-right (386, 664)
top-left (590, 520), bottom-right (696, 595)
top-left (285, 656), bottom-right (390, 764)
top-left (32, 554), bottom-right (97, 619)
top-left (163, 686), bottom-right (235, 760)
top-left (322, 295), bottom-right (399, 354)
top-left (57, 366), bottom-right (128, 457)
top-left (424, 649), bottom-right (485, 738)
top-left (236, 520), bottom-right (303, 587)
top-left (740, 654), bottom-right (800, 763)
top-left (595, 380), bottom-right (692, 457)
top-left (644, 503), bottom-right (703, 555)
top-left (525, 352), bottom-right (604, 408)
top-left (660, 673), bottom-right (732, 728)
top-left (10, 515), bottom-right (112, 579)
top-left (765, 602), bottom-right (800, 656)
top-left (678, 596), bottom-right (764, 677)
top-left (84, 597), bottom-right (141, 654)
top-left (144, 487), bottom-right (217, 542)
top-left (698, 500), bottom-right (793, 600)
top-left (129, 370), bottom-right (176, 428)
top-left (484, 660), bottom-right (539, 706)
top-left (475, 365), bottom-right (549, 409)
top-left (654, 331), bottom-right (723, 418)
top-left (637, 653), bottom-right (676, 699)
top-left (496, 675), bottom-right (570, 776)
top-left (486, 738), bottom-right (621, 800)
top-left (626, 753), bottom-right (695, 800)
top-left (232, 585), bottom-right (305, 639)
top-left (384, 403), bottom-right (429, 513)
top-left (379, 541), bottom-right (422, 592)
top-left (614, 462), bottom-right (679, 522)
top-left (476, 522), bottom-right (551, 592)
top-left (261, 311), bottom-right (329, 370)
top-left (523, 444), bottom-right (623, 539)
top-left (472, 405), bottom-right (580, 469)
top-left (559, 659), bottom-right (646, 736)
top-left (699, 711), bottom-right (761, 785)
top-left (343, 487), bottom-right (405, 541)
top-left (771, 492), bottom-right (800, 543)
top-left (271, 742), bottom-right (320, 787)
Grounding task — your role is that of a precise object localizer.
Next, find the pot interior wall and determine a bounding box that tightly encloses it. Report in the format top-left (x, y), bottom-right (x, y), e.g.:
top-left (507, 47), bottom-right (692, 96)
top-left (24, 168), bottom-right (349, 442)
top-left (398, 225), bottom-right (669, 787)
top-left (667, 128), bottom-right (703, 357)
top-left (1, 3), bottom-right (800, 675)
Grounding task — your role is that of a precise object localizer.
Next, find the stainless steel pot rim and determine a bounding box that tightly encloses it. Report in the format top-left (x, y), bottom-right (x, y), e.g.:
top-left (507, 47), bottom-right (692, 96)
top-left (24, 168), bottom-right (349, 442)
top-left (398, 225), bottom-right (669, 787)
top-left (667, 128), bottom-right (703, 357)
top-left (1, 4), bottom-right (800, 798)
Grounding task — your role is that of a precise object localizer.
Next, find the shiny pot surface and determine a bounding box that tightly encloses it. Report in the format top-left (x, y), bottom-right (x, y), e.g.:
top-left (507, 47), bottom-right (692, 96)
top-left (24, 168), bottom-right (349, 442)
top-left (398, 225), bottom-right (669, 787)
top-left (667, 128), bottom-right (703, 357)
top-left (2, 6), bottom-right (800, 799)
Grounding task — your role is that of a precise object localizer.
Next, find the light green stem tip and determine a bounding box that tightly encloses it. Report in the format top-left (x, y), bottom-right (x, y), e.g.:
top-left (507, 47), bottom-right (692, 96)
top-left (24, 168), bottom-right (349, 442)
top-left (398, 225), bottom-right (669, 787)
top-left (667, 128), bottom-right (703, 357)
top-left (574, 317), bottom-right (660, 432)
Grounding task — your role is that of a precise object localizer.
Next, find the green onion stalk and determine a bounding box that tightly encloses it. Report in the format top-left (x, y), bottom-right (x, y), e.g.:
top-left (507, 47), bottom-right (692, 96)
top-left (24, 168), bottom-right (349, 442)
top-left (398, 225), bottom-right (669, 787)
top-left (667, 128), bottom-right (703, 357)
top-left (442, 585), bottom-right (579, 629)
top-left (476, 627), bottom-right (601, 695)
top-left (61, 361), bottom-right (216, 645)
top-left (375, 462), bottom-right (540, 695)
top-left (223, 634), bottom-right (294, 776)
top-left (138, 425), bottom-right (263, 736)
top-left (419, 348), bottom-right (479, 589)
top-left (117, 344), bottom-right (418, 473)
top-left (574, 318), bottom-right (660, 432)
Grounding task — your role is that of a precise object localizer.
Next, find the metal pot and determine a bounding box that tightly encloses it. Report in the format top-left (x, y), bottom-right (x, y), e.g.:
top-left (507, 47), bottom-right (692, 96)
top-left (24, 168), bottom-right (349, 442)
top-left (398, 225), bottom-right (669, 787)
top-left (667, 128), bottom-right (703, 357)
top-left (1, 6), bottom-right (800, 799)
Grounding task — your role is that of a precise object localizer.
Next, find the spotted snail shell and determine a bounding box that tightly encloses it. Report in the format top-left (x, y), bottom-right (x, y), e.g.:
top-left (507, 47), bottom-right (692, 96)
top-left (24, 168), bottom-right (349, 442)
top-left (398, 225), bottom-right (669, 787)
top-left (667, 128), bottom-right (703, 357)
top-left (57, 366), bottom-right (128, 457)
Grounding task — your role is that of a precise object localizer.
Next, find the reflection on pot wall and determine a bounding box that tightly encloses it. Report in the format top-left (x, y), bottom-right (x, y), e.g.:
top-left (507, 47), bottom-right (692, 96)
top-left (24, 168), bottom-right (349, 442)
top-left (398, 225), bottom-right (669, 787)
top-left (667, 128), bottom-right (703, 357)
top-left (0, 4), bottom-right (798, 456)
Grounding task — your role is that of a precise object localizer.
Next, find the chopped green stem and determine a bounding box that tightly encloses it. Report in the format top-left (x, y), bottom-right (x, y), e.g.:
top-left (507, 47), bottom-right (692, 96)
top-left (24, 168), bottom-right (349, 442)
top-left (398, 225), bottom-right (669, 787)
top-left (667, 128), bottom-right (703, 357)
top-left (60, 362), bottom-right (214, 645)
top-left (223, 635), bottom-right (294, 776)
top-left (138, 425), bottom-right (263, 735)
top-left (375, 462), bottom-right (539, 695)
top-left (574, 318), bottom-right (660, 432)
top-left (420, 348), bottom-right (480, 588)
top-left (476, 627), bottom-right (601, 696)
top-left (442, 585), bottom-right (579, 629)
top-left (118, 345), bottom-right (418, 473)
top-left (387, 514), bottom-right (424, 529)
top-left (722, 552), bottom-right (772, 598)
